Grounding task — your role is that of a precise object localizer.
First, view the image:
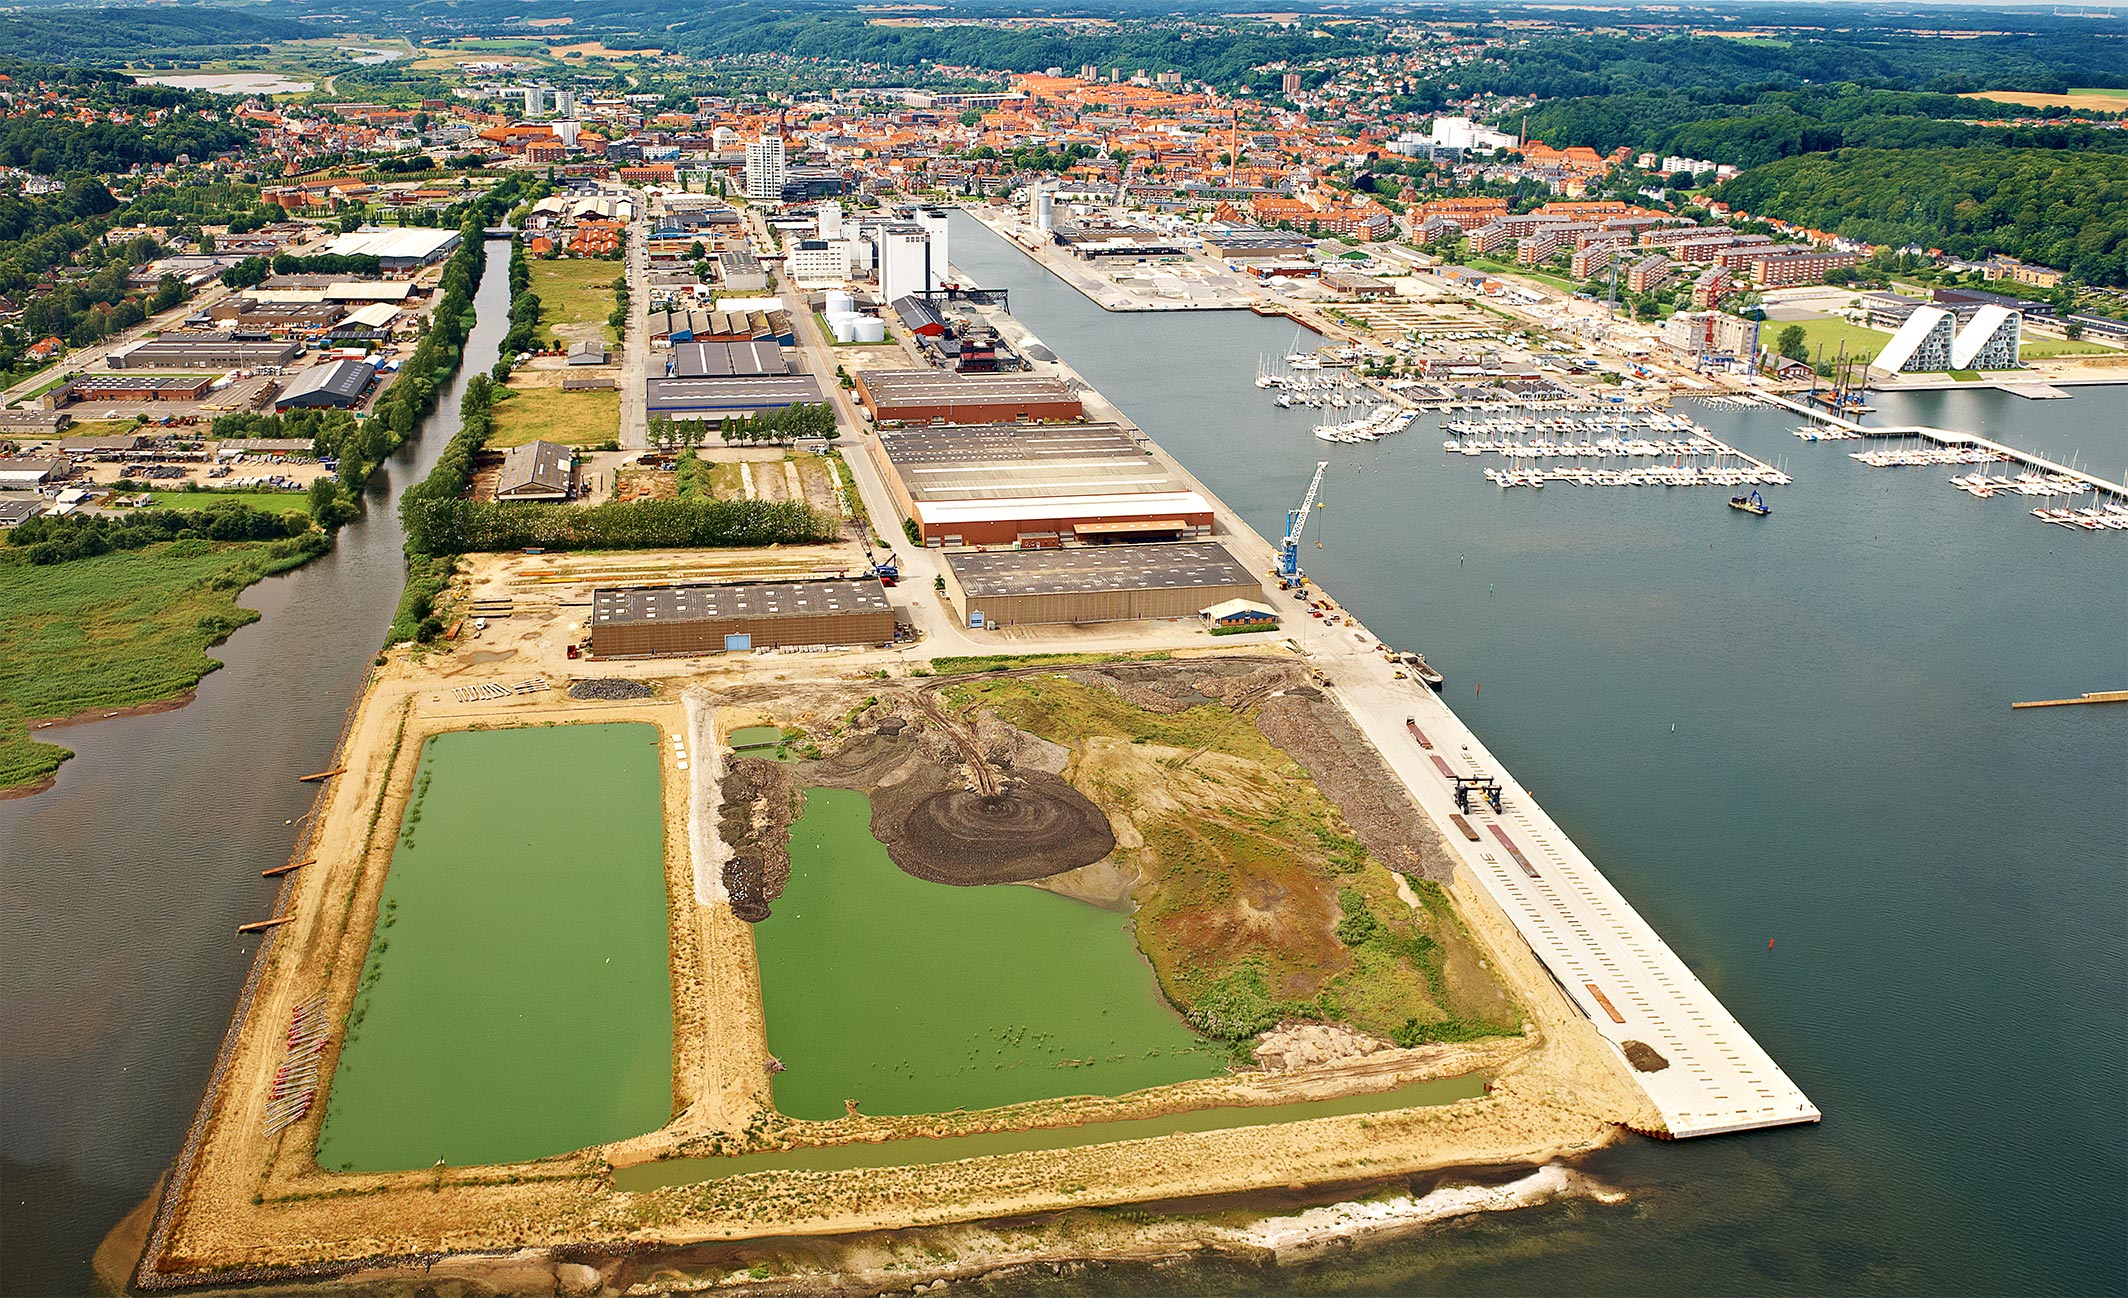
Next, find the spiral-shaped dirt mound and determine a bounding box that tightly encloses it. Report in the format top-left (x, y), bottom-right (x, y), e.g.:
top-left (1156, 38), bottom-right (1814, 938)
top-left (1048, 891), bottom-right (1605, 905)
top-left (888, 772), bottom-right (1115, 885)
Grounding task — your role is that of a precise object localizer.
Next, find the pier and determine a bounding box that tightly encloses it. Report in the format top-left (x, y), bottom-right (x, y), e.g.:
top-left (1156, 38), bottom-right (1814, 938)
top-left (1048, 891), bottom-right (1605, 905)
top-left (1767, 391), bottom-right (2127, 500)
top-left (2012, 690), bottom-right (2128, 709)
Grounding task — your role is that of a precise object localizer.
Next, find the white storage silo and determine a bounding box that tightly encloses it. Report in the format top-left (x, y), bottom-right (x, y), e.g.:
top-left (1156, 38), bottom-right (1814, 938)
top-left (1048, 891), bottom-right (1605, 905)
top-left (852, 317), bottom-right (886, 344)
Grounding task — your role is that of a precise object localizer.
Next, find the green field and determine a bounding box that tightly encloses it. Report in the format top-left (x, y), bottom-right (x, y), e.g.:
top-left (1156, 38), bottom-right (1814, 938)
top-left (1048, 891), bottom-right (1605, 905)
top-left (316, 723), bottom-right (674, 1171)
top-left (488, 385), bottom-right (620, 448)
top-left (530, 258), bottom-right (620, 345)
top-left (2020, 335), bottom-right (2120, 360)
top-left (1463, 253), bottom-right (1580, 296)
top-left (0, 539), bottom-right (317, 789)
top-left (1771, 315), bottom-right (1895, 364)
top-left (757, 788), bottom-right (1222, 1121)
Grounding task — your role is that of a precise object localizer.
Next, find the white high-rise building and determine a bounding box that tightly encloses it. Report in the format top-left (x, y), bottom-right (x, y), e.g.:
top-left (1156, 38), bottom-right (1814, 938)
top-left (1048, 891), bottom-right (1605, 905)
top-left (913, 208), bottom-right (951, 282)
top-left (818, 201), bottom-right (844, 241)
top-left (744, 135), bottom-right (787, 202)
top-left (878, 228), bottom-right (935, 304)
top-left (553, 89), bottom-right (576, 119)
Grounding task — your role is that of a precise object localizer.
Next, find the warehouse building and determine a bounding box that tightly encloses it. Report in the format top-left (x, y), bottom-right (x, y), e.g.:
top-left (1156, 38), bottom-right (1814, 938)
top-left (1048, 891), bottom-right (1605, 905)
top-left (942, 541), bottom-right (1262, 628)
top-left (273, 359), bottom-right (376, 411)
top-left (588, 578), bottom-right (894, 656)
top-left (669, 339), bottom-right (788, 377)
top-left (50, 375), bottom-right (214, 407)
top-left (867, 422), bottom-right (1215, 546)
top-left (854, 369), bottom-right (1083, 425)
top-left (494, 439), bottom-right (575, 501)
top-left (645, 372), bottom-right (825, 422)
top-left (324, 226), bottom-right (463, 270)
top-left (107, 334), bottom-right (300, 370)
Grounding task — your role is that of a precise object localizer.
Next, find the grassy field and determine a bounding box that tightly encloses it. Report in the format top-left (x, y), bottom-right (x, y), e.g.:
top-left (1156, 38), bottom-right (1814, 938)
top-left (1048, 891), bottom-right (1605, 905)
top-left (2021, 335), bottom-right (2120, 360)
top-left (530, 259), bottom-right (620, 345)
top-left (1779, 314), bottom-right (2119, 367)
top-left (0, 538), bottom-right (320, 790)
top-left (1463, 254), bottom-right (1580, 296)
top-left (1773, 315), bottom-right (1894, 363)
top-left (487, 385), bottom-right (620, 448)
top-left (947, 677), bottom-right (1520, 1047)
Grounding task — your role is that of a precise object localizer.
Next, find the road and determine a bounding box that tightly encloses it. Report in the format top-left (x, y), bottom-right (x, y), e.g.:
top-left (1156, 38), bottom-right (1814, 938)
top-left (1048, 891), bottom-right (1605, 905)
top-left (617, 185), bottom-right (651, 450)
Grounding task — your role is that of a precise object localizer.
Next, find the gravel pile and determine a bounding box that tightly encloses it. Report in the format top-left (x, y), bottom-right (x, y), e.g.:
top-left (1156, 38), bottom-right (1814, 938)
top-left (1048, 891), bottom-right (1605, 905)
top-left (567, 679), bottom-right (653, 701)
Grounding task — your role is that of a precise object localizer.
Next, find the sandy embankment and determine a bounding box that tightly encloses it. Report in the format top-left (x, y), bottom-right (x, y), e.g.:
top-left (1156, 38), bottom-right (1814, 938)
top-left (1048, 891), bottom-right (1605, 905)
top-left (126, 653), bottom-right (1653, 1292)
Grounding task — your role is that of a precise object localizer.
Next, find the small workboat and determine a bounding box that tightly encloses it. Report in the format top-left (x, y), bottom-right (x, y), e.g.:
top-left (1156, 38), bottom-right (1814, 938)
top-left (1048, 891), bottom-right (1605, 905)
top-left (1729, 488), bottom-right (1772, 516)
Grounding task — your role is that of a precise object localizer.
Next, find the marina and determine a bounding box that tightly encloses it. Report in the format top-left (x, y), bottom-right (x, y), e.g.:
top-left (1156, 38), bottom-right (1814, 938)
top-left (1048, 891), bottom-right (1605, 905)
top-left (1766, 388), bottom-right (2128, 532)
top-left (1437, 412), bottom-right (1792, 490)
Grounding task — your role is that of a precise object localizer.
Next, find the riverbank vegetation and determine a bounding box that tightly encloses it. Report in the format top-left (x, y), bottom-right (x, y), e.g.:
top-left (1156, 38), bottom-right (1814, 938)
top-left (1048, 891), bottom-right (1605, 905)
top-left (0, 523), bottom-right (328, 790)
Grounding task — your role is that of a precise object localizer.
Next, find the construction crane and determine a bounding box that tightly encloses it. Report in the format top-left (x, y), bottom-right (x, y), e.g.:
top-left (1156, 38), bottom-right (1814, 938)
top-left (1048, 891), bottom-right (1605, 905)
top-left (1278, 460), bottom-right (1330, 585)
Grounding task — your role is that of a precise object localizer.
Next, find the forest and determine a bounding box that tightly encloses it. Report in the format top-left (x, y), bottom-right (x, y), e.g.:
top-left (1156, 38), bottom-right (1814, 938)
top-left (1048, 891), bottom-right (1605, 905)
top-left (1517, 86), bottom-right (2126, 170)
top-left (1714, 149), bottom-right (2128, 286)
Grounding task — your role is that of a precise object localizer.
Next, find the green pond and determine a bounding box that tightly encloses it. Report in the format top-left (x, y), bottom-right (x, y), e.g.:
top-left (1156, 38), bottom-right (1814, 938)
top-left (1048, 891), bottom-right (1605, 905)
top-left (757, 788), bottom-right (1221, 1121)
top-left (728, 724), bottom-right (797, 761)
top-left (613, 1074), bottom-right (1487, 1191)
top-left (316, 723), bottom-right (674, 1172)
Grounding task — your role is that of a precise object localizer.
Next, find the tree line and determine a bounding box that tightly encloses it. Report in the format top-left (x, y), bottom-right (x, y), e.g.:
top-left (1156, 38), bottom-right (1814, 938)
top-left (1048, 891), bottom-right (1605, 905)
top-left (1714, 148), bottom-right (2128, 287)
top-left (4, 499), bottom-right (315, 566)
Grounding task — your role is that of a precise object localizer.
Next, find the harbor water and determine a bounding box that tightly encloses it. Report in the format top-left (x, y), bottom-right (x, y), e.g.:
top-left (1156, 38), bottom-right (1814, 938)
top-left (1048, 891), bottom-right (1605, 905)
top-left (947, 212), bottom-right (2126, 1297)
top-left (0, 240), bottom-right (513, 1296)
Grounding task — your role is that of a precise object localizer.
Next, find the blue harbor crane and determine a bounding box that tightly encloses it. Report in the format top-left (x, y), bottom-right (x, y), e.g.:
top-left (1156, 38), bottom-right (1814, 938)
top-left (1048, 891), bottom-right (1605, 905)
top-left (1278, 460), bottom-right (1330, 584)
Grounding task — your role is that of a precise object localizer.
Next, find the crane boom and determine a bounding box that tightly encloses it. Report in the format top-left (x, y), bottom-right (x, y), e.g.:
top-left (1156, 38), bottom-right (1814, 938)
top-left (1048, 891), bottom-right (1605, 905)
top-left (1279, 460), bottom-right (1329, 581)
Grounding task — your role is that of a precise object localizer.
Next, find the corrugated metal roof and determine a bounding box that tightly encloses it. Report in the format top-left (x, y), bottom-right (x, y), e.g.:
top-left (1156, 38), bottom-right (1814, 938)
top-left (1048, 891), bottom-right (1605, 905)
top-left (592, 578), bottom-right (889, 625)
top-left (947, 541), bottom-right (1257, 597)
top-left (275, 358), bottom-right (374, 406)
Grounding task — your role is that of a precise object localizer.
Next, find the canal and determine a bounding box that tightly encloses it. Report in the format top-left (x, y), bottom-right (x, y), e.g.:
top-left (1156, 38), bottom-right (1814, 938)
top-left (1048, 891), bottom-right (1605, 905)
top-left (0, 239), bottom-right (514, 1296)
top-left (946, 211), bottom-right (2127, 1298)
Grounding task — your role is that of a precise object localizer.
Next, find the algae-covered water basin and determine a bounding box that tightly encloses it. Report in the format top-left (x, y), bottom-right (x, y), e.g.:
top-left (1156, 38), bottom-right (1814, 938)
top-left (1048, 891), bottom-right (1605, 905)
top-left (728, 724), bottom-right (798, 761)
top-left (612, 1074), bottom-right (1487, 1190)
top-left (757, 788), bottom-right (1222, 1121)
top-left (316, 723), bottom-right (673, 1172)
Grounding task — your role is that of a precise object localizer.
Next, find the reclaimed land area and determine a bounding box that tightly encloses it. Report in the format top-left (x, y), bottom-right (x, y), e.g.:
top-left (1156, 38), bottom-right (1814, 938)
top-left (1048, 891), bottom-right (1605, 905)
top-left (120, 606), bottom-right (1657, 1296)
top-left (0, 533), bottom-right (324, 795)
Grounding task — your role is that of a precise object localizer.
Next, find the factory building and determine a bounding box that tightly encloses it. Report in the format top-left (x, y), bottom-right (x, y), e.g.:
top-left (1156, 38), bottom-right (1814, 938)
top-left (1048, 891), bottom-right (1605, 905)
top-left (854, 370), bottom-right (1083, 425)
top-left (941, 541), bottom-right (1262, 628)
top-left (49, 375), bottom-right (214, 407)
top-left (273, 359), bottom-right (376, 410)
top-left (588, 578), bottom-right (893, 656)
top-left (668, 339), bottom-right (788, 378)
top-left (323, 227), bottom-right (464, 271)
top-left (645, 372), bottom-right (826, 422)
top-left (106, 334), bottom-right (300, 370)
top-left (868, 422), bottom-right (1215, 546)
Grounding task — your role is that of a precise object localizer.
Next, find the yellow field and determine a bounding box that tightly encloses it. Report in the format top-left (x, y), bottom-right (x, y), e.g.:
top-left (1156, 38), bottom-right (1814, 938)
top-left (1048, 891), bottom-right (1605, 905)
top-left (1963, 88), bottom-right (2128, 112)
top-left (531, 259), bottom-right (620, 345)
top-left (549, 41), bottom-right (666, 59)
top-left (488, 386), bottom-right (619, 448)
